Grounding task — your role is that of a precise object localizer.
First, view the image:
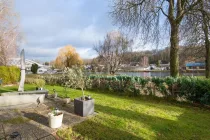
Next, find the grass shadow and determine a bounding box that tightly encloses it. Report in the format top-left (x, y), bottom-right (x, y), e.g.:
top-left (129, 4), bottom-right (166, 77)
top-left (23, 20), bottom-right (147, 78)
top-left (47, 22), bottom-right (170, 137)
top-left (95, 103), bottom-right (175, 124)
top-left (0, 89), bottom-right (11, 93)
top-left (0, 86), bottom-right (18, 94)
top-left (94, 103), bottom-right (210, 139)
top-left (71, 120), bottom-right (142, 140)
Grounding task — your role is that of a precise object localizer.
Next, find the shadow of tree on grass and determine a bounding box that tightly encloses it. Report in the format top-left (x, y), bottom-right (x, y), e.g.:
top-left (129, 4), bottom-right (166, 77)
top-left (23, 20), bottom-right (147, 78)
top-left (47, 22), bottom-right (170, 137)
top-left (72, 120), bottom-right (142, 140)
top-left (73, 104), bottom-right (210, 140)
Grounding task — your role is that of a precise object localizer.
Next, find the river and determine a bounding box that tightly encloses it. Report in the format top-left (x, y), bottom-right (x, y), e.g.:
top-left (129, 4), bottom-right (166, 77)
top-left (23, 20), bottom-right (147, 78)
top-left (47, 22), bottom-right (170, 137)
top-left (115, 71), bottom-right (205, 77)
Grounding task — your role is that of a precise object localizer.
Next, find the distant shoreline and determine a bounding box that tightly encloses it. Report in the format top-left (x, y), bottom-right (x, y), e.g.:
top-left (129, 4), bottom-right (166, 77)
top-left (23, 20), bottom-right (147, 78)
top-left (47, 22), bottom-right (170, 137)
top-left (117, 70), bottom-right (169, 72)
top-left (117, 70), bottom-right (205, 73)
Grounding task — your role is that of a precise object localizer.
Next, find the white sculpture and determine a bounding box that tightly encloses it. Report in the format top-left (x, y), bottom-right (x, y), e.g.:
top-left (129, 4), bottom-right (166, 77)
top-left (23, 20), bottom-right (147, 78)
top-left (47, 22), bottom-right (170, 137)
top-left (18, 49), bottom-right (25, 92)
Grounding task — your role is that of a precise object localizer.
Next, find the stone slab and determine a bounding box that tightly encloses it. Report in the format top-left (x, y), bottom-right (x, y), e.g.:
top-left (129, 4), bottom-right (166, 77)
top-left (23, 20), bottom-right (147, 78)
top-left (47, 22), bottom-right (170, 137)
top-left (1, 90), bottom-right (48, 96)
top-left (0, 94), bottom-right (45, 108)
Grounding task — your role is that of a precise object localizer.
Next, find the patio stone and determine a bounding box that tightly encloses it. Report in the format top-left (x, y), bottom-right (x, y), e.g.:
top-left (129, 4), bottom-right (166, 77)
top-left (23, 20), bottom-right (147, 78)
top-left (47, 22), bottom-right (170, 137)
top-left (3, 123), bottom-right (36, 139)
top-left (0, 124), bottom-right (6, 140)
top-left (62, 112), bottom-right (86, 127)
top-left (0, 97), bottom-right (91, 139)
top-left (0, 111), bottom-right (11, 122)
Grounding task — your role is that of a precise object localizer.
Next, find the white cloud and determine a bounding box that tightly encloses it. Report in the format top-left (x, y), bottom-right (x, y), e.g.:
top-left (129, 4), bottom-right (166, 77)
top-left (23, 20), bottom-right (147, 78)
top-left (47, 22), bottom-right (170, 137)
top-left (15, 0), bottom-right (115, 61)
top-left (76, 47), bottom-right (97, 59)
top-left (21, 47), bottom-right (60, 61)
top-left (56, 24), bottom-right (104, 46)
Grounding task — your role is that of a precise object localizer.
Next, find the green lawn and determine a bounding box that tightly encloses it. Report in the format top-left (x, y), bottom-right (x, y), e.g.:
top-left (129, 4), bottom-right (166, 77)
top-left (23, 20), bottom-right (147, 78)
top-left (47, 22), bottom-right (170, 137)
top-left (1, 84), bottom-right (210, 140)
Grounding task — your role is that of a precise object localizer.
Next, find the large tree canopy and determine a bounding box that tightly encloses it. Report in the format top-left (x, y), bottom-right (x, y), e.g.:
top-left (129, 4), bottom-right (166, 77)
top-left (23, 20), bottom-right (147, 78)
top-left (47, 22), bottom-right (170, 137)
top-left (55, 45), bottom-right (83, 69)
top-left (0, 0), bottom-right (21, 65)
top-left (111, 0), bottom-right (203, 77)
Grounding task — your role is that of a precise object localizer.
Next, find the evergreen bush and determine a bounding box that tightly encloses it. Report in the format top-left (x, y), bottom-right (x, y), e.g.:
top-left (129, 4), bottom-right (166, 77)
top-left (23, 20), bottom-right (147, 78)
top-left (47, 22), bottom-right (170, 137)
top-left (34, 79), bottom-right (46, 88)
top-left (31, 63), bottom-right (38, 74)
top-left (0, 66), bottom-right (20, 84)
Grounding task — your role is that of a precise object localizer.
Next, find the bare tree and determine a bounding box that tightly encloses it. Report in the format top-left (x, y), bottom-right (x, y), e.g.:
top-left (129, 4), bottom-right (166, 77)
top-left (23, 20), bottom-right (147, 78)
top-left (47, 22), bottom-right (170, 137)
top-left (94, 31), bottom-right (133, 74)
top-left (179, 45), bottom-right (205, 67)
top-left (110, 0), bottom-right (202, 77)
top-left (0, 0), bottom-right (21, 66)
top-left (182, 0), bottom-right (210, 78)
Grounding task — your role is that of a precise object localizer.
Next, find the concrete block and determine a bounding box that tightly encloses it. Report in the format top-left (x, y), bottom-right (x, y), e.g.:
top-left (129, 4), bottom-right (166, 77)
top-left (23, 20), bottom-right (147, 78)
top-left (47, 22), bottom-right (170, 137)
top-left (0, 94), bottom-right (45, 108)
top-left (74, 97), bottom-right (94, 117)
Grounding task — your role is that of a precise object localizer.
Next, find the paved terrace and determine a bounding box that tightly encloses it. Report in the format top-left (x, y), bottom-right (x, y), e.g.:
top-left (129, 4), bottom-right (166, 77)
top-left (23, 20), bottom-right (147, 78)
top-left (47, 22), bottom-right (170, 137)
top-left (0, 97), bottom-right (88, 140)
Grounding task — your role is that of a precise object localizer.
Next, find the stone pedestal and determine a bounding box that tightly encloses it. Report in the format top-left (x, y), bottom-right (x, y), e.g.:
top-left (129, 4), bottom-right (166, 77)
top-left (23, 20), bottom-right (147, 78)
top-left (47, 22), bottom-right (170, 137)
top-left (18, 49), bottom-right (26, 92)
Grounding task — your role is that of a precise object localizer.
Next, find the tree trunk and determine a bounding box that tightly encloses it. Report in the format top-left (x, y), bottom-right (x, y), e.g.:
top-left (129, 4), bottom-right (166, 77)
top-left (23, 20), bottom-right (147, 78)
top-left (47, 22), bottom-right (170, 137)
top-left (107, 63), bottom-right (110, 74)
top-left (201, 2), bottom-right (210, 78)
top-left (170, 24), bottom-right (179, 77)
top-left (205, 40), bottom-right (210, 78)
top-left (110, 65), bottom-right (115, 75)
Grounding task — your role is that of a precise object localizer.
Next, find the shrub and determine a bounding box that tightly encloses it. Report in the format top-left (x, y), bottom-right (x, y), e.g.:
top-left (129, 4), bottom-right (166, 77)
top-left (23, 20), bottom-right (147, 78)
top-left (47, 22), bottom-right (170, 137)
top-left (31, 63), bottom-right (38, 74)
top-left (62, 66), bottom-right (86, 98)
top-left (25, 78), bottom-right (35, 84)
top-left (34, 79), bottom-right (46, 88)
top-left (177, 77), bottom-right (210, 105)
top-left (0, 66), bottom-right (20, 84)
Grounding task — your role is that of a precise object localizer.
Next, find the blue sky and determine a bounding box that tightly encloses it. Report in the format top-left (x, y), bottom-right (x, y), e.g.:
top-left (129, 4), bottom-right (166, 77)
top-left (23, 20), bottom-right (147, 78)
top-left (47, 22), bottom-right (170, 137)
top-left (15, 0), bottom-right (116, 62)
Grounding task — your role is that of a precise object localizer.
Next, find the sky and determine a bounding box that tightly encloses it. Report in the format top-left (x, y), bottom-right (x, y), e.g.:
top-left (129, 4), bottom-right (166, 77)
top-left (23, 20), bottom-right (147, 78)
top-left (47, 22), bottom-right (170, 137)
top-left (15, 0), bottom-right (116, 62)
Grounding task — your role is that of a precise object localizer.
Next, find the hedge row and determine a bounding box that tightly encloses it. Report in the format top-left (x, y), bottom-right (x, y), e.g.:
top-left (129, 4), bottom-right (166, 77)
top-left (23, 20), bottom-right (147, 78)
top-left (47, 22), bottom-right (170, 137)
top-left (25, 78), bottom-right (46, 87)
top-left (88, 75), bottom-right (210, 105)
top-left (43, 74), bottom-right (210, 105)
top-left (0, 66), bottom-right (20, 84)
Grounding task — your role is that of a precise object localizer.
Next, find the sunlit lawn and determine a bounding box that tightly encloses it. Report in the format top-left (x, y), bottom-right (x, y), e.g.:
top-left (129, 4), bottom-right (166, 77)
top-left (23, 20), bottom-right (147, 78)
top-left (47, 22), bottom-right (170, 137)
top-left (1, 84), bottom-right (210, 139)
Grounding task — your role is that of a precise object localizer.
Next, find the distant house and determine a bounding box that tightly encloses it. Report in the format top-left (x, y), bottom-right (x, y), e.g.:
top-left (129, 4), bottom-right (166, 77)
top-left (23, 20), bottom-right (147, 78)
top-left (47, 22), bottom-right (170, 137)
top-left (37, 67), bottom-right (48, 74)
top-left (186, 62), bottom-right (205, 70)
top-left (8, 58), bottom-right (51, 73)
top-left (159, 63), bottom-right (170, 70)
top-left (8, 58), bottom-right (44, 70)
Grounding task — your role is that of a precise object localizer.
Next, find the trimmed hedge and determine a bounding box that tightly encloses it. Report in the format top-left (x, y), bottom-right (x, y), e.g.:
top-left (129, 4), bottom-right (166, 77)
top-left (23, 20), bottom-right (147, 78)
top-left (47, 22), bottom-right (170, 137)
top-left (43, 74), bottom-right (210, 105)
top-left (43, 75), bottom-right (63, 86)
top-left (86, 75), bottom-right (210, 105)
top-left (25, 78), bottom-right (46, 87)
top-left (0, 66), bottom-right (20, 84)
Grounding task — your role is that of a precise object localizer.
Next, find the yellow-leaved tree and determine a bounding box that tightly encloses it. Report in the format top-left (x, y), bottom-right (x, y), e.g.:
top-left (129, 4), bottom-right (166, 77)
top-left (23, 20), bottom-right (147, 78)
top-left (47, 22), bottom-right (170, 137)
top-left (55, 45), bottom-right (83, 68)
